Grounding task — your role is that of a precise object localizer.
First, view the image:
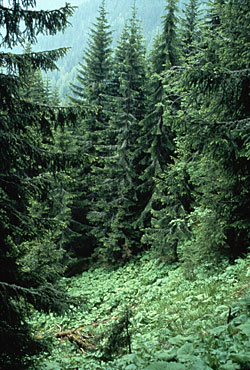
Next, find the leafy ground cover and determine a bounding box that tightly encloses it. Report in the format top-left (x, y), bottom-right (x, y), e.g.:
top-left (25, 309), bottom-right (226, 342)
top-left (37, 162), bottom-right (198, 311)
top-left (29, 252), bottom-right (250, 369)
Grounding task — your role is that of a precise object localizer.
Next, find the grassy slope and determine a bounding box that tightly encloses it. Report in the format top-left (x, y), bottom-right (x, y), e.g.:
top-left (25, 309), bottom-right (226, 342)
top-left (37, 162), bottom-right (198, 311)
top-left (31, 252), bottom-right (250, 369)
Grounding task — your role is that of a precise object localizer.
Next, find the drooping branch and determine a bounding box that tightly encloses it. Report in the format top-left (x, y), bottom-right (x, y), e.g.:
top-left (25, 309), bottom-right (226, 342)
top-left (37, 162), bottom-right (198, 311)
top-left (0, 281), bottom-right (69, 313)
top-left (0, 3), bottom-right (76, 48)
top-left (0, 48), bottom-right (71, 73)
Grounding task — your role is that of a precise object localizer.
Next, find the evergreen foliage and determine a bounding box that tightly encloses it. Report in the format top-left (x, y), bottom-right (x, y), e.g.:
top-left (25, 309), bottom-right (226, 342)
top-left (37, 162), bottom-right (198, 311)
top-left (141, 0), bottom-right (180, 258)
top-left (32, 0), bottom-right (176, 99)
top-left (0, 1), bottom-right (75, 368)
top-left (69, 0), bottom-right (112, 106)
top-left (141, 0), bottom-right (201, 261)
top-left (176, 0), bottom-right (250, 267)
top-left (67, 0), bottom-right (113, 259)
top-left (19, 42), bottom-right (47, 103)
top-left (179, 0), bottom-right (202, 61)
top-left (143, 0), bottom-right (249, 266)
top-left (99, 306), bottom-right (132, 361)
top-left (0, 1), bottom-right (74, 48)
top-left (91, 6), bottom-right (149, 262)
top-left (67, 0), bottom-right (249, 266)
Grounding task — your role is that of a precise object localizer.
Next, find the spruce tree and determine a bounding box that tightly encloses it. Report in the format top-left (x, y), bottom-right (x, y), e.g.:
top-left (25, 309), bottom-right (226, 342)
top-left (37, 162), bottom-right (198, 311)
top-left (67, 0), bottom-right (113, 259)
top-left (19, 43), bottom-right (47, 103)
top-left (141, 0), bottom-right (180, 257)
top-left (172, 0), bottom-right (250, 269)
top-left (180, 0), bottom-right (202, 61)
top-left (144, 0), bottom-right (203, 261)
top-left (93, 6), bottom-right (148, 262)
top-left (141, 0), bottom-right (180, 186)
top-left (69, 0), bottom-right (112, 107)
top-left (0, 1), bottom-right (75, 368)
top-left (51, 82), bottom-right (61, 106)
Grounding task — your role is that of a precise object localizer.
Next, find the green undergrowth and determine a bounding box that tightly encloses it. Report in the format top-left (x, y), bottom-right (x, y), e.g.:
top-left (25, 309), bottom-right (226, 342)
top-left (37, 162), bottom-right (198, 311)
top-left (29, 252), bottom-right (250, 369)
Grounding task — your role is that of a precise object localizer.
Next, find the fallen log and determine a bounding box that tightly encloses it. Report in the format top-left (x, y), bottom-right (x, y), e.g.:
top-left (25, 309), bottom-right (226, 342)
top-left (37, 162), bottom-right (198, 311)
top-left (55, 316), bottom-right (118, 338)
top-left (56, 328), bottom-right (96, 352)
top-left (55, 315), bottom-right (120, 353)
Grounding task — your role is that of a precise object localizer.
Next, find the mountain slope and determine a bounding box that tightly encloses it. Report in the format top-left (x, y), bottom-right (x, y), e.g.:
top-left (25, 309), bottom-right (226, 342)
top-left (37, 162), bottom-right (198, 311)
top-left (34, 0), bottom-right (185, 99)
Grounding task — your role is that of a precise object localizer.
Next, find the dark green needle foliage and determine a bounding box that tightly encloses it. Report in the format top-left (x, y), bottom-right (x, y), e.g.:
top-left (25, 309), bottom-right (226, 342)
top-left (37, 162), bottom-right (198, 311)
top-left (142, 0), bottom-right (202, 261)
top-left (35, 0), bottom-right (250, 270)
top-left (179, 0), bottom-right (202, 61)
top-left (141, 0), bottom-right (180, 258)
top-left (91, 5), bottom-right (149, 263)
top-left (167, 0), bottom-right (250, 270)
top-left (19, 42), bottom-right (47, 103)
top-left (0, 1), bottom-right (247, 368)
top-left (99, 306), bottom-right (132, 362)
top-left (141, 0), bottom-right (179, 185)
top-left (69, 0), bottom-right (112, 108)
top-left (141, 0), bottom-right (250, 268)
top-left (67, 0), bottom-right (113, 259)
top-left (0, 0), bottom-right (75, 368)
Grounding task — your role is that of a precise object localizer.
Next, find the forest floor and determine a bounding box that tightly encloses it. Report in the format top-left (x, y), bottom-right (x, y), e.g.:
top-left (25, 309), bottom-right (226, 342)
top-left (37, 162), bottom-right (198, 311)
top-left (30, 251), bottom-right (250, 369)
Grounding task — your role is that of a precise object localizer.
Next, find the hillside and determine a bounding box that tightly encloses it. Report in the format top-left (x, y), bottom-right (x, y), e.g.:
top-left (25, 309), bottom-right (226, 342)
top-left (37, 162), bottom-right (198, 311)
top-left (30, 252), bottom-right (250, 369)
top-left (33, 0), bottom-right (184, 99)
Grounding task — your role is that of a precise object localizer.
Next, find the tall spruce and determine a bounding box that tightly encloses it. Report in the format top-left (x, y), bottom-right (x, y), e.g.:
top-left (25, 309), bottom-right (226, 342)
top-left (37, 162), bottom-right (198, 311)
top-left (19, 43), bottom-right (47, 103)
top-left (180, 0), bottom-right (202, 61)
top-left (141, 0), bottom-right (180, 257)
top-left (0, 1), bottom-right (75, 368)
top-left (172, 0), bottom-right (250, 270)
top-left (69, 0), bottom-right (112, 108)
top-left (67, 0), bottom-right (113, 259)
top-left (140, 0), bottom-right (180, 190)
top-left (144, 0), bottom-right (202, 261)
top-left (92, 6), bottom-right (149, 262)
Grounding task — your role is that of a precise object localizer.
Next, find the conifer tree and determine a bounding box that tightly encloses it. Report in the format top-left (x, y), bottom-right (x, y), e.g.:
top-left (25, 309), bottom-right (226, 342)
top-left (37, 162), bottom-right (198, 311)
top-left (44, 74), bottom-right (53, 103)
top-left (143, 0), bottom-right (203, 261)
top-left (180, 0), bottom-right (202, 61)
top-left (140, 0), bottom-right (179, 187)
top-left (51, 82), bottom-right (61, 106)
top-left (141, 0), bottom-right (180, 257)
top-left (69, 0), bottom-right (112, 108)
top-left (0, 1), bottom-right (75, 368)
top-left (67, 0), bottom-right (113, 259)
top-left (171, 0), bottom-right (250, 269)
top-left (19, 42), bottom-right (47, 103)
top-left (92, 6), bottom-right (148, 262)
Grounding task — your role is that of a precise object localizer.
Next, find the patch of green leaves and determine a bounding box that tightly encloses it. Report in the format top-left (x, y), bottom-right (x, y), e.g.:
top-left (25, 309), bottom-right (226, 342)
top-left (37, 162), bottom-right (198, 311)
top-left (29, 252), bottom-right (250, 369)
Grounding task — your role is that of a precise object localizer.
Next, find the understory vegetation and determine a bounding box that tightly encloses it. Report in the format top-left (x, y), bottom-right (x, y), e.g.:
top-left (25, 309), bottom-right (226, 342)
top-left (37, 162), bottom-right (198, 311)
top-left (30, 252), bottom-right (250, 369)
